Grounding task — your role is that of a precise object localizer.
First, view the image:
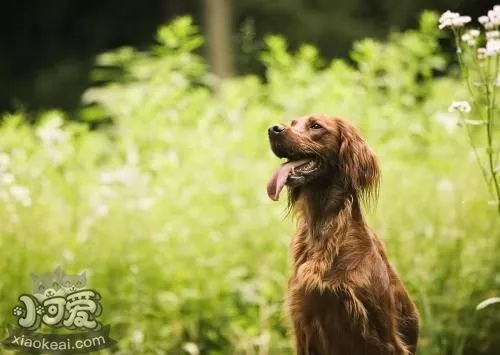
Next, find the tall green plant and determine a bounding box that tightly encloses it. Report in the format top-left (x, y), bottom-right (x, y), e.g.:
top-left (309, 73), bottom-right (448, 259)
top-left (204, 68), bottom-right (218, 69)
top-left (439, 3), bottom-right (500, 317)
top-left (439, 6), bottom-right (500, 215)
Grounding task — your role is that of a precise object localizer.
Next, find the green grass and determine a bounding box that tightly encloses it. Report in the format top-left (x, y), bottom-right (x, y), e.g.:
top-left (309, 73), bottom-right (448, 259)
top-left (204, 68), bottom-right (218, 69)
top-left (0, 12), bottom-right (500, 355)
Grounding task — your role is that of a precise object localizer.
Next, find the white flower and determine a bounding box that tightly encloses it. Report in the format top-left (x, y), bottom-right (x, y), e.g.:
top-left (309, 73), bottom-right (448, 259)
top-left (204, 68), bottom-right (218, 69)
top-left (10, 185), bottom-right (31, 207)
top-left (487, 30), bottom-right (500, 39)
top-left (439, 11), bottom-right (460, 29)
top-left (137, 197), bottom-right (155, 211)
top-left (454, 16), bottom-right (472, 27)
top-left (95, 204), bottom-right (109, 217)
top-left (461, 33), bottom-right (476, 47)
top-left (0, 153), bottom-right (10, 171)
top-left (62, 249), bottom-right (75, 262)
top-left (436, 112), bottom-right (458, 133)
top-left (448, 101), bottom-right (471, 113)
top-left (0, 173), bottom-right (15, 185)
top-left (462, 30), bottom-right (480, 46)
top-left (36, 117), bottom-right (68, 145)
top-left (183, 343), bottom-right (199, 355)
top-left (486, 38), bottom-right (500, 56)
top-left (488, 8), bottom-right (500, 26)
top-left (439, 10), bottom-right (471, 28)
top-left (469, 29), bottom-right (480, 37)
top-left (35, 117), bottom-right (68, 166)
top-left (131, 328), bottom-right (144, 345)
top-left (479, 16), bottom-right (490, 25)
top-left (478, 47), bottom-right (487, 60)
top-left (437, 179), bottom-right (454, 193)
top-left (43, 146), bottom-right (64, 166)
top-left (98, 166), bottom-right (139, 185)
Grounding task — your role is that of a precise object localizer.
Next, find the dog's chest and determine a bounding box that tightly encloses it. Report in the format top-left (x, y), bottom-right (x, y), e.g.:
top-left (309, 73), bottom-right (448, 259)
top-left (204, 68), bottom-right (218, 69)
top-left (287, 284), bottom-right (376, 354)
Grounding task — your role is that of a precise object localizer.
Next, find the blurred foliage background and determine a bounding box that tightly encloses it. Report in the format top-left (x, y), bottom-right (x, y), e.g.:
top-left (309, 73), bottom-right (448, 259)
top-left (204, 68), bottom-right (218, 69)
top-left (0, 0), bottom-right (494, 114)
top-left (1, 1), bottom-right (500, 355)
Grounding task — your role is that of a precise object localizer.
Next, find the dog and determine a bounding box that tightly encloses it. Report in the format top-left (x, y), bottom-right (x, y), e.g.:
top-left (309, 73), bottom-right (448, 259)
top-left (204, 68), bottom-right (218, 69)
top-left (266, 114), bottom-right (419, 355)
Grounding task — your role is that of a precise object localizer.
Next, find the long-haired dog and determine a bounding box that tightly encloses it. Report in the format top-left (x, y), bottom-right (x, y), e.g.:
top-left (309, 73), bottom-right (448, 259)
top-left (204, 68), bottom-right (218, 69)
top-left (266, 115), bottom-right (419, 355)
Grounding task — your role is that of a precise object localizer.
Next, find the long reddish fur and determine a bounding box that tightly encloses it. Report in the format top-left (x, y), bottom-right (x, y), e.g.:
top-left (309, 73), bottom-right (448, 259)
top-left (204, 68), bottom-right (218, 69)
top-left (275, 115), bottom-right (419, 355)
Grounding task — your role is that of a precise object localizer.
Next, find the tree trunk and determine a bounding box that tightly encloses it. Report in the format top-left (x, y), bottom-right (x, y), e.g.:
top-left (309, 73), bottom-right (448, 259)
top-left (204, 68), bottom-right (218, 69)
top-left (204, 0), bottom-right (233, 80)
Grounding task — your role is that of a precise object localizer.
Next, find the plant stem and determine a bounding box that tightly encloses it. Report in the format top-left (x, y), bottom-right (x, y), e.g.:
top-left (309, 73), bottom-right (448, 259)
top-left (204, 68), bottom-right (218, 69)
top-left (493, 55), bottom-right (500, 166)
top-left (454, 38), bottom-right (492, 195)
top-left (460, 114), bottom-right (493, 196)
top-left (486, 56), bottom-right (500, 216)
top-left (453, 33), bottom-right (476, 100)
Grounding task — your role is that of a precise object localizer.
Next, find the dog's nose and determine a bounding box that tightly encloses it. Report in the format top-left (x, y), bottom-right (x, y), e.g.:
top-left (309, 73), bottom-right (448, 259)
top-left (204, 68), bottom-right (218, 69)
top-left (268, 124), bottom-right (285, 136)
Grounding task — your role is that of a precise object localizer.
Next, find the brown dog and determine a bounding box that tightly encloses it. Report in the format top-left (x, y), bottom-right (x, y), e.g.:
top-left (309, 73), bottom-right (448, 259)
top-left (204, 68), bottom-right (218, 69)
top-left (267, 115), bottom-right (419, 355)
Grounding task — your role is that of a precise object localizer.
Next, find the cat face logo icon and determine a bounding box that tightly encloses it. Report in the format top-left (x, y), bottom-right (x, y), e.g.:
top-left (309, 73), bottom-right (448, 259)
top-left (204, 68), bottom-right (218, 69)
top-left (31, 266), bottom-right (87, 302)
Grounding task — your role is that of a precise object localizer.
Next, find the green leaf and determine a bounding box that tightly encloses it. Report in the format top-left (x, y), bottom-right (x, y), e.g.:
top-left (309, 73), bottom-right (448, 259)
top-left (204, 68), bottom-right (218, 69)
top-left (463, 119), bottom-right (485, 126)
top-left (476, 297), bottom-right (500, 310)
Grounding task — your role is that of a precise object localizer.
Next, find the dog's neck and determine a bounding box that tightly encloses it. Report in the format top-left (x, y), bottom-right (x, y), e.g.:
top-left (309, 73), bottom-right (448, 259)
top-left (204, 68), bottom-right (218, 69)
top-left (290, 182), bottom-right (364, 241)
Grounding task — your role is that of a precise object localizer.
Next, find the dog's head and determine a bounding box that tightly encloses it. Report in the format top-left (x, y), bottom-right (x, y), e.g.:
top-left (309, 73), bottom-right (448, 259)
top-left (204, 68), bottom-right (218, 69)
top-left (267, 114), bottom-right (380, 203)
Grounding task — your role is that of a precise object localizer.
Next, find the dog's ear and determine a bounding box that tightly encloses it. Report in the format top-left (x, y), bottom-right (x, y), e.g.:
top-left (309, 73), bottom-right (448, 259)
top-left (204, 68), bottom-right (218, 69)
top-left (338, 120), bottom-right (380, 202)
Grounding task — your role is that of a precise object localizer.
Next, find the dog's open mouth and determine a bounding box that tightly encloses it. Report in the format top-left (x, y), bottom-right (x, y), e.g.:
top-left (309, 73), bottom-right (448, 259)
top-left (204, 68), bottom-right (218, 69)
top-left (267, 159), bottom-right (318, 201)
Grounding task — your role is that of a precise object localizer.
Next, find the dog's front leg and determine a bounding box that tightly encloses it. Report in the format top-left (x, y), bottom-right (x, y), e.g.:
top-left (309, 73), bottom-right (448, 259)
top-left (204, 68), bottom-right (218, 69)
top-left (293, 326), bottom-right (314, 355)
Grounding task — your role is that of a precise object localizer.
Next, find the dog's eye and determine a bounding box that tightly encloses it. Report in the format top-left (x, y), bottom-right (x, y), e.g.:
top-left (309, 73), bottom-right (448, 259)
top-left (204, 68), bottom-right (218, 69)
top-left (310, 123), bottom-right (322, 130)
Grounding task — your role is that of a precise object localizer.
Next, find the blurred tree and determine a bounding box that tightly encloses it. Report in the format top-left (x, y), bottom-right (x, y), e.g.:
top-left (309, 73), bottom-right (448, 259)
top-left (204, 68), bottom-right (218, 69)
top-left (231, 0), bottom-right (494, 75)
top-left (0, 0), bottom-right (198, 116)
top-left (204, 0), bottom-right (233, 80)
top-left (0, 0), bottom-right (494, 115)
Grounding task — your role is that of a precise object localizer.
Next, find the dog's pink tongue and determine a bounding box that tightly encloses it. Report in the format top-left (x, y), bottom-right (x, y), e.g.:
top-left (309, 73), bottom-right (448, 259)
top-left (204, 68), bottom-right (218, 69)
top-left (267, 160), bottom-right (308, 201)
